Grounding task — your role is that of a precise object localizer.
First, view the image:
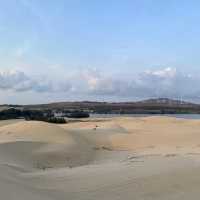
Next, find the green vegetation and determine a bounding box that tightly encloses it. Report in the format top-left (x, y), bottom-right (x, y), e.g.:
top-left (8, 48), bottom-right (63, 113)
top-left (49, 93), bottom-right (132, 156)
top-left (0, 108), bottom-right (66, 124)
top-left (65, 110), bottom-right (90, 118)
top-left (46, 117), bottom-right (66, 124)
top-left (0, 108), bottom-right (22, 120)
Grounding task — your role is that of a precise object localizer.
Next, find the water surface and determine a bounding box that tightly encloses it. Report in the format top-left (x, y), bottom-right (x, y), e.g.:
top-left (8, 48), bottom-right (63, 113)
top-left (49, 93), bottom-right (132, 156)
top-left (90, 114), bottom-right (200, 120)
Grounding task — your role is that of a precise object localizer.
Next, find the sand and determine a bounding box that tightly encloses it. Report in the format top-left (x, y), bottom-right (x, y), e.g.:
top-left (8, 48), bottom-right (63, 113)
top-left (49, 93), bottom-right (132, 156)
top-left (1, 117), bottom-right (200, 199)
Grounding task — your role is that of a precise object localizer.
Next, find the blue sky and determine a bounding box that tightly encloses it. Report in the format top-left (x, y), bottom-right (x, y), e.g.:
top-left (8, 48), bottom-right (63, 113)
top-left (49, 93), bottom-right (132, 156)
top-left (1, 0), bottom-right (200, 103)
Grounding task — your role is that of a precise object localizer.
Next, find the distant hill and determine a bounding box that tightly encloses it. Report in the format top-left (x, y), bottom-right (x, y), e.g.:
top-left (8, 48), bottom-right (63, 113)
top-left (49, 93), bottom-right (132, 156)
top-left (2, 98), bottom-right (198, 114)
top-left (1, 98), bottom-right (200, 114)
top-left (137, 98), bottom-right (196, 106)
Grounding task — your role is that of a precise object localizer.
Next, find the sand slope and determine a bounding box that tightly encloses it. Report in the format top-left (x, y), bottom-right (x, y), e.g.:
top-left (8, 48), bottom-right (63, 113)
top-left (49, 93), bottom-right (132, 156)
top-left (62, 116), bottom-right (200, 154)
top-left (110, 117), bottom-right (200, 153)
top-left (1, 117), bottom-right (200, 199)
top-left (0, 121), bottom-right (95, 169)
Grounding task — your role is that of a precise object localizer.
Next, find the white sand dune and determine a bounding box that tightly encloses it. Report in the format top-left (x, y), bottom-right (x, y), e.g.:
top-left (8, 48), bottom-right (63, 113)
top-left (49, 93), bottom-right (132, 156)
top-left (1, 117), bottom-right (200, 199)
top-left (0, 121), bottom-right (95, 169)
top-left (109, 117), bottom-right (200, 153)
top-left (62, 116), bottom-right (200, 154)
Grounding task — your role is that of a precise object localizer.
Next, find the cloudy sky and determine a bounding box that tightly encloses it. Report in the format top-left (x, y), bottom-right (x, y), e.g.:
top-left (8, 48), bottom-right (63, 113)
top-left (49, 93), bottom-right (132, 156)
top-left (1, 0), bottom-right (200, 104)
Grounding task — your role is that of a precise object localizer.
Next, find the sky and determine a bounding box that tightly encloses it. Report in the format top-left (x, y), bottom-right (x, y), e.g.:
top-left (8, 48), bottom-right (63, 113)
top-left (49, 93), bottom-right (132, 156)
top-left (1, 0), bottom-right (200, 104)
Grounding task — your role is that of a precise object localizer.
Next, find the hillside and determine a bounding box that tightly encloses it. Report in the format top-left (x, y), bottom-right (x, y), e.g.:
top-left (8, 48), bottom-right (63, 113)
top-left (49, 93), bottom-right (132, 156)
top-left (24, 98), bottom-right (200, 114)
top-left (1, 98), bottom-right (200, 114)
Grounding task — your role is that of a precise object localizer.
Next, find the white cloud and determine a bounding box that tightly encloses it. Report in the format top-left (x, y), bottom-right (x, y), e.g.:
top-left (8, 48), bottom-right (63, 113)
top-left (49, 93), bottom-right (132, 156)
top-left (0, 70), bottom-right (54, 93)
top-left (1, 67), bottom-right (200, 102)
top-left (144, 67), bottom-right (177, 78)
top-left (69, 67), bottom-right (200, 100)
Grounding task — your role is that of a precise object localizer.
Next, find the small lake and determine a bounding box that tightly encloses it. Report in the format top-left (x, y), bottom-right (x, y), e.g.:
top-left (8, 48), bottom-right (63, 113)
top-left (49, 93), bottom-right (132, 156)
top-left (90, 114), bottom-right (200, 120)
